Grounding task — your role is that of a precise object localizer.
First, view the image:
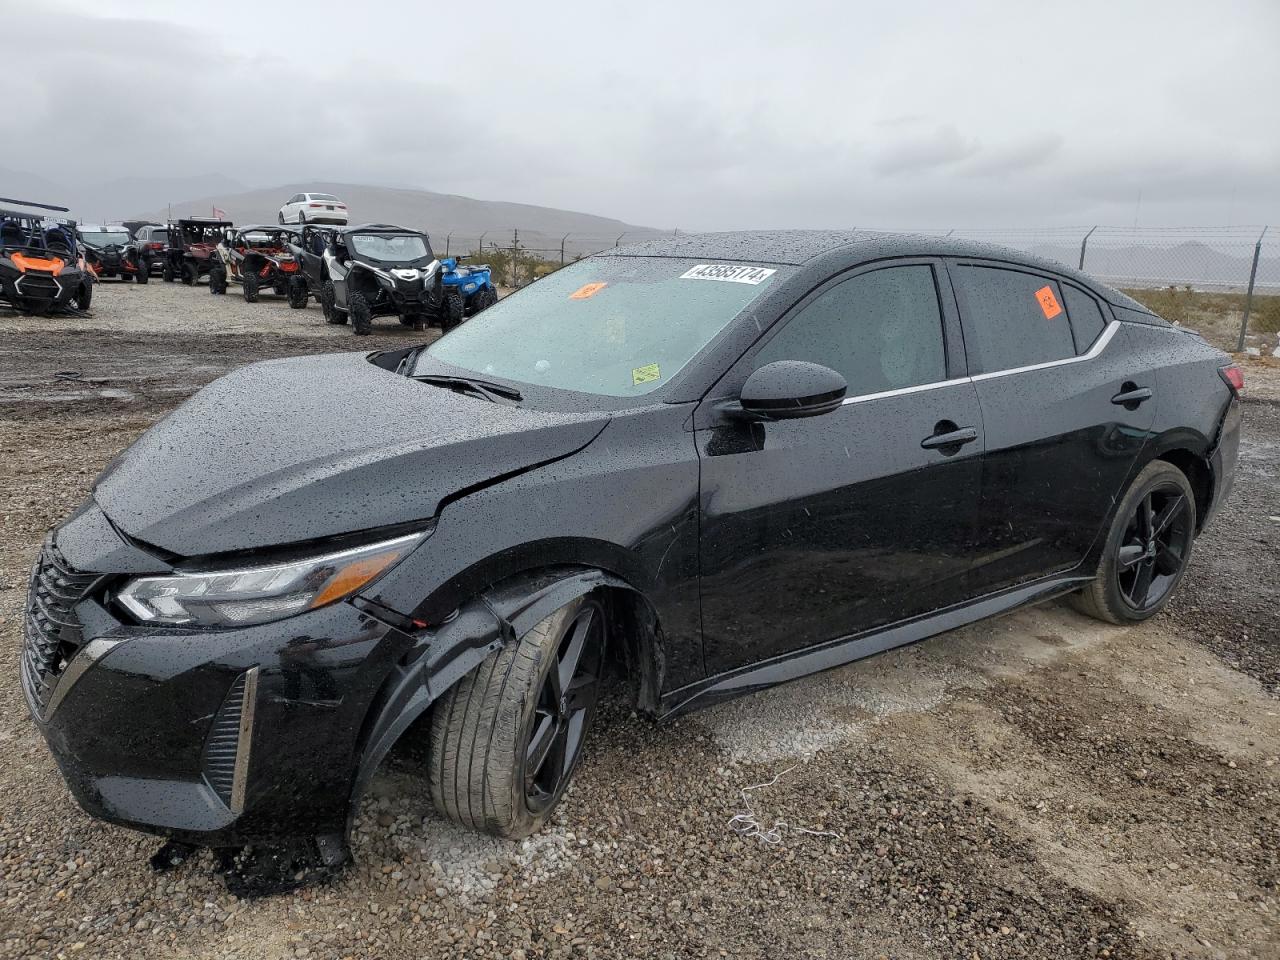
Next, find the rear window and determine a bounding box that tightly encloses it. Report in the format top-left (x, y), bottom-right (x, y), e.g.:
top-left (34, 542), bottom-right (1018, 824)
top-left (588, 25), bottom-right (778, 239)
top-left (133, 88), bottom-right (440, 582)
top-left (309, 194), bottom-right (339, 202)
top-left (1063, 285), bottom-right (1108, 353)
top-left (151, 230), bottom-right (168, 243)
top-left (952, 266), bottom-right (1075, 373)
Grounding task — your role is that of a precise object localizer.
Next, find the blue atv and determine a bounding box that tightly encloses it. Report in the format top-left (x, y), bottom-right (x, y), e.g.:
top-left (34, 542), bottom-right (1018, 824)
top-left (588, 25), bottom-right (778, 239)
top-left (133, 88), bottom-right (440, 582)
top-left (439, 257), bottom-right (498, 329)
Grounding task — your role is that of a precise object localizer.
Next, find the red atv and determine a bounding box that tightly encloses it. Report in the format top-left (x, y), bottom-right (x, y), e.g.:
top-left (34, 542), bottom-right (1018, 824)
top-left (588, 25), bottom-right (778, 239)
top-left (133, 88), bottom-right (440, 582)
top-left (208, 226), bottom-right (305, 304)
top-left (162, 217), bottom-right (233, 285)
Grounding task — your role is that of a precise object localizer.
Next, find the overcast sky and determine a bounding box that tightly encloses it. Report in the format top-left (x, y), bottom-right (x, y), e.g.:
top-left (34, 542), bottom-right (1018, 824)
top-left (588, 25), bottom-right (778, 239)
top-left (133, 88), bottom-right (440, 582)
top-left (7, 0), bottom-right (1279, 230)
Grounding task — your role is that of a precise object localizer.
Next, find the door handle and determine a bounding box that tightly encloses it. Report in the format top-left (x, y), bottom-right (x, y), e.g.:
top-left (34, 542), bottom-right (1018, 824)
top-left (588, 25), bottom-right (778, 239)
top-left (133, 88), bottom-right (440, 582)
top-left (921, 426), bottom-right (978, 450)
top-left (1111, 384), bottom-right (1152, 407)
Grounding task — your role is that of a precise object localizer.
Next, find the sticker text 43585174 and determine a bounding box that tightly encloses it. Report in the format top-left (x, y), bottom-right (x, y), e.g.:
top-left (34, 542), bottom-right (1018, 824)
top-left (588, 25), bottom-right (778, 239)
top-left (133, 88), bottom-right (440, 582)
top-left (680, 264), bottom-right (777, 285)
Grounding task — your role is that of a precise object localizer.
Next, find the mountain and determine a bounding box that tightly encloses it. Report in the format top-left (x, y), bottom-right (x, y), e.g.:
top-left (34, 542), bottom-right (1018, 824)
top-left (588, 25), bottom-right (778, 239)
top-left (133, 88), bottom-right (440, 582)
top-left (132, 182), bottom-right (670, 258)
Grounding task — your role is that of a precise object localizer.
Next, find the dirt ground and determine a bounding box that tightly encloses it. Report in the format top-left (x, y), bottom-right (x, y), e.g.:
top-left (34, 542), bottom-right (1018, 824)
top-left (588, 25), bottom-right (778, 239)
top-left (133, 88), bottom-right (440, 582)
top-left (0, 282), bottom-right (1277, 960)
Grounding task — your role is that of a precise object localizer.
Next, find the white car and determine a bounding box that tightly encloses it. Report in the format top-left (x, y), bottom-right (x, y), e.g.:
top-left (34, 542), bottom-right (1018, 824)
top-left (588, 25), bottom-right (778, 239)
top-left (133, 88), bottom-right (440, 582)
top-left (278, 192), bottom-right (348, 225)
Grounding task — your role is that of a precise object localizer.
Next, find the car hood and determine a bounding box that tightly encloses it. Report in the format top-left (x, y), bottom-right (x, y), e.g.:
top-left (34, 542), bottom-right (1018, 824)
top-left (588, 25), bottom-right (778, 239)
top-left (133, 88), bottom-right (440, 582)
top-left (94, 352), bottom-right (609, 556)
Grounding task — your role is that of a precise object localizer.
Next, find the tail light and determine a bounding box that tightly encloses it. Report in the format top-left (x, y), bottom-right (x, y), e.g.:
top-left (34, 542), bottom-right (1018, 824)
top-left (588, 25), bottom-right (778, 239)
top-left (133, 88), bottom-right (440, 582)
top-left (1218, 364), bottom-right (1244, 397)
top-left (309, 203), bottom-right (323, 208)
top-left (147, 242), bottom-right (162, 250)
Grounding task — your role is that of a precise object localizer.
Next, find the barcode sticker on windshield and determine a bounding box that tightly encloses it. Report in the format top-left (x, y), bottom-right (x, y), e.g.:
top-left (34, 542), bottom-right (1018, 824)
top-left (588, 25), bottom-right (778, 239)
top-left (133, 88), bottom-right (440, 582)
top-left (632, 363), bottom-right (661, 385)
top-left (680, 264), bottom-right (777, 285)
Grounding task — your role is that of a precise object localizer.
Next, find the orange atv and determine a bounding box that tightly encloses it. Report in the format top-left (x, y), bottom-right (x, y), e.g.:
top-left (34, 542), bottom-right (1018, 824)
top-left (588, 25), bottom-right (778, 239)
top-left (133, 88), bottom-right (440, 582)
top-left (0, 198), bottom-right (92, 314)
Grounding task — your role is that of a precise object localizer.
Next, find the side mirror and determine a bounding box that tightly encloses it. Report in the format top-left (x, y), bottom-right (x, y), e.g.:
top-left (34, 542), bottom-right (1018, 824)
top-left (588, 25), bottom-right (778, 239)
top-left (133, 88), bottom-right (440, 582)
top-left (738, 360), bottom-right (847, 420)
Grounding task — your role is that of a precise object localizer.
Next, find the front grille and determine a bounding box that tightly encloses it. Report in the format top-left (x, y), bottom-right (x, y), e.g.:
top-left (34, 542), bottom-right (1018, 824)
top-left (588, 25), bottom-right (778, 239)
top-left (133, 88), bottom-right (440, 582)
top-left (22, 542), bottom-right (100, 715)
top-left (15, 274), bottom-right (60, 299)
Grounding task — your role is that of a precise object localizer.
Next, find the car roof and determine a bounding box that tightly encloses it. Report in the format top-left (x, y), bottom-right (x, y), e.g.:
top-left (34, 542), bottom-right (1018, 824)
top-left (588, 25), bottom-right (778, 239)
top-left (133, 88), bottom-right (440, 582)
top-left (340, 223), bottom-right (422, 236)
top-left (238, 224), bottom-right (298, 233)
top-left (598, 229), bottom-right (1142, 309)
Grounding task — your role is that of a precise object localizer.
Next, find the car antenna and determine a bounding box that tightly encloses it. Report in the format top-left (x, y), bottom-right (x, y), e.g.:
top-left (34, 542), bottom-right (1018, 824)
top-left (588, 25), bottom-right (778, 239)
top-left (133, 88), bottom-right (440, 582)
top-left (0, 197), bottom-right (70, 213)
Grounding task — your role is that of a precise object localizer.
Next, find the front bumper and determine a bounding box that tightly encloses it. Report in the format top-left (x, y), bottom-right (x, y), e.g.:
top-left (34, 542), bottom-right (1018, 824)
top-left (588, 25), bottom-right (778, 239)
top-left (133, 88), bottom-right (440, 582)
top-left (22, 520), bottom-right (417, 846)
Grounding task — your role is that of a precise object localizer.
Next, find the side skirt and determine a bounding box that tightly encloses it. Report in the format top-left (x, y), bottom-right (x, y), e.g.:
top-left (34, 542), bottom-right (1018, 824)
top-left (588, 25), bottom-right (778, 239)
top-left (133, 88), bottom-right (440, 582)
top-left (658, 573), bottom-right (1091, 719)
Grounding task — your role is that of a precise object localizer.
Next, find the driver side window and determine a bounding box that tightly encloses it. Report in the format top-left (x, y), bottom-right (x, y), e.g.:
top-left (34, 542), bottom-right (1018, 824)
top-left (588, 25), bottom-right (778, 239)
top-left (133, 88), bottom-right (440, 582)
top-left (755, 264), bottom-right (947, 395)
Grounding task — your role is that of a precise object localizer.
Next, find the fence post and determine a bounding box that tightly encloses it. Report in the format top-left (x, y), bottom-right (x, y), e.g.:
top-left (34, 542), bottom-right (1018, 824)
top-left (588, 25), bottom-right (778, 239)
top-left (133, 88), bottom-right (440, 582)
top-left (1236, 226), bottom-right (1269, 352)
top-left (560, 232), bottom-right (570, 266)
top-left (445, 232), bottom-right (453, 258)
top-left (511, 229), bottom-right (519, 287)
top-left (615, 232), bottom-right (626, 248)
top-left (1078, 225), bottom-right (1098, 270)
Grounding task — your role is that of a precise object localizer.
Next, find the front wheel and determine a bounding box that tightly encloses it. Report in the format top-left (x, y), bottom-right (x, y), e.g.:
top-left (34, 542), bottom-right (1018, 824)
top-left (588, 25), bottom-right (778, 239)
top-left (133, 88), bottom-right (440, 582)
top-left (287, 276), bottom-right (308, 308)
top-left (1070, 460), bottom-right (1196, 624)
top-left (347, 292), bottom-right (371, 335)
top-left (428, 596), bottom-right (604, 838)
top-left (209, 266), bottom-right (227, 295)
top-left (162, 260), bottom-right (175, 283)
top-left (182, 261), bottom-right (199, 286)
top-left (320, 281), bottom-right (343, 323)
top-left (135, 262), bottom-right (150, 285)
top-left (242, 269), bottom-right (260, 303)
top-left (74, 281), bottom-right (92, 311)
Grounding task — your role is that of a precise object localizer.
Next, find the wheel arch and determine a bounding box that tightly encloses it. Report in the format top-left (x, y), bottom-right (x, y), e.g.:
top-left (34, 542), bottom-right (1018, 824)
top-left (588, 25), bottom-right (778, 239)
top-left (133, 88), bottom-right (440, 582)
top-left (1153, 446), bottom-right (1213, 533)
top-left (347, 563), bottom-right (665, 814)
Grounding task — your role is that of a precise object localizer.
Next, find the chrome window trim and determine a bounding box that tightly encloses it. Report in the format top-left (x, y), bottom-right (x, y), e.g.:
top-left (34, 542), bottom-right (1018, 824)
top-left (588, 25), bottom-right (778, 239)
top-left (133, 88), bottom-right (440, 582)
top-left (837, 320), bottom-right (1119, 406)
top-left (840, 377), bottom-right (971, 406)
top-left (970, 320), bottom-right (1119, 382)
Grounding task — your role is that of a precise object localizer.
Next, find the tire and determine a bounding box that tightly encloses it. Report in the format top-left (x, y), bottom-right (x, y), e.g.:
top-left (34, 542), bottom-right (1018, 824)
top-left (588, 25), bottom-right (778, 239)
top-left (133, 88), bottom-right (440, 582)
top-left (242, 269), bottom-right (260, 303)
top-left (320, 281), bottom-right (343, 324)
top-left (135, 263), bottom-right (149, 285)
top-left (1070, 460), bottom-right (1197, 625)
top-left (472, 286), bottom-right (498, 314)
top-left (428, 596), bottom-right (605, 838)
top-left (348, 292), bottom-right (371, 335)
top-left (287, 276), bottom-right (308, 309)
top-left (182, 261), bottom-right (199, 286)
top-left (441, 288), bottom-right (465, 331)
top-left (74, 281), bottom-right (92, 311)
top-left (209, 266), bottom-right (227, 295)
top-left (162, 261), bottom-right (175, 283)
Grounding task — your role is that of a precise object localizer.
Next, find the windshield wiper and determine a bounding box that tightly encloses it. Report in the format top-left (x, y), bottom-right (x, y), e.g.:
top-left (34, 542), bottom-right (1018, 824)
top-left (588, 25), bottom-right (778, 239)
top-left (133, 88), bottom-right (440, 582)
top-left (413, 374), bottom-right (523, 403)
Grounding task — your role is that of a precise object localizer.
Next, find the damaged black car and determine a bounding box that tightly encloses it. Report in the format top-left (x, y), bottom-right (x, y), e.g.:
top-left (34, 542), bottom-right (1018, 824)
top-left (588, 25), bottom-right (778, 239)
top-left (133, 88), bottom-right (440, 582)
top-left (22, 231), bottom-right (1241, 883)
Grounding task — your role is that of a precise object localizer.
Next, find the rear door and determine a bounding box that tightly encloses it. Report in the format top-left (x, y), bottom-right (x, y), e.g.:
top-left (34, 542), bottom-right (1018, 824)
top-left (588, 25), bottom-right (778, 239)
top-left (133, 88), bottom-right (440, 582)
top-left (949, 260), bottom-right (1155, 593)
top-left (696, 260), bottom-right (985, 675)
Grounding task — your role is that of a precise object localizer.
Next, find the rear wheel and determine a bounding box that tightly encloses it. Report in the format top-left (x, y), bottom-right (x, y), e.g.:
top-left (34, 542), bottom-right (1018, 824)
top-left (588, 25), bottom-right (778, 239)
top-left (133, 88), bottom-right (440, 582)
top-left (348, 292), bottom-right (371, 335)
top-left (74, 281), bottom-right (92, 311)
top-left (242, 269), bottom-right (260, 303)
top-left (135, 261), bottom-right (149, 285)
top-left (428, 596), bottom-right (604, 838)
top-left (182, 261), bottom-right (198, 286)
top-left (320, 281), bottom-right (342, 323)
top-left (472, 286), bottom-right (498, 314)
top-left (162, 260), bottom-right (175, 283)
top-left (287, 276), bottom-right (308, 308)
top-left (1070, 460), bottom-right (1196, 624)
top-left (208, 265), bottom-right (227, 295)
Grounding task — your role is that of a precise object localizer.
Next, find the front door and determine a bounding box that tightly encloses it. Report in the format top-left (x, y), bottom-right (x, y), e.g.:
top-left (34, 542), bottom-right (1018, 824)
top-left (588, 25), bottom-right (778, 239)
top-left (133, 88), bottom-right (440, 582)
top-left (696, 261), bottom-right (985, 676)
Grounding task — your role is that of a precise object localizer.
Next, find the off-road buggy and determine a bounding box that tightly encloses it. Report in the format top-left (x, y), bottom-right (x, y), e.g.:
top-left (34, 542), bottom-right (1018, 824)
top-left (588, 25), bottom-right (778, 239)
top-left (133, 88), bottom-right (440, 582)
top-left (440, 256), bottom-right (498, 322)
top-left (322, 224), bottom-right (448, 334)
top-left (285, 223), bottom-right (340, 308)
top-left (79, 225), bottom-right (146, 283)
top-left (0, 198), bottom-right (92, 314)
top-left (209, 225), bottom-right (305, 304)
top-left (162, 217), bottom-right (233, 285)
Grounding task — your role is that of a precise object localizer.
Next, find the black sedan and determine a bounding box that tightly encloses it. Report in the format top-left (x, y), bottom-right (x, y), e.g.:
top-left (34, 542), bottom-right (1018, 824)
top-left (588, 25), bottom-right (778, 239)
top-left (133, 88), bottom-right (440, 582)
top-left (21, 231), bottom-right (1240, 882)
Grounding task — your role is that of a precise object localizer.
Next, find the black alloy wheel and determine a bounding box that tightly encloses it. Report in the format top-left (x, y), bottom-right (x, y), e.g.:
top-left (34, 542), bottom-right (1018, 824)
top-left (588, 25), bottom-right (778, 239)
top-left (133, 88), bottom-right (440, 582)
top-left (1116, 486), bottom-right (1194, 613)
top-left (1071, 460), bottom-right (1196, 625)
top-left (524, 602), bottom-right (604, 814)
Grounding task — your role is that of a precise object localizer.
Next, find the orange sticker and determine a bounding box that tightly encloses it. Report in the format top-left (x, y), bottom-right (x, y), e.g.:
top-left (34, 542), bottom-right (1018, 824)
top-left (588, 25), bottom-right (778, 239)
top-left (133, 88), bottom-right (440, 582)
top-left (569, 282), bottom-right (607, 300)
top-left (1034, 285), bottom-right (1062, 319)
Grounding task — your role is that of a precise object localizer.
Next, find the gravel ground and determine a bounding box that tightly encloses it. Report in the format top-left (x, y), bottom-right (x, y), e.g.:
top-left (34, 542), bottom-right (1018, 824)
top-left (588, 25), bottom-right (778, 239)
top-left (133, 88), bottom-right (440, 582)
top-left (1, 283), bottom-right (1277, 959)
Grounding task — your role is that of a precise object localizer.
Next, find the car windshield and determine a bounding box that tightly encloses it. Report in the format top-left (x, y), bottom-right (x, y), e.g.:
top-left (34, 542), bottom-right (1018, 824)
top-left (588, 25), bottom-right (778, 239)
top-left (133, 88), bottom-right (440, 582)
top-left (420, 256), bottom-right (790, 397)
top-left (350, 233), bottom-right (429, 261)
top-left (81, 231), bottom-right (130, 246)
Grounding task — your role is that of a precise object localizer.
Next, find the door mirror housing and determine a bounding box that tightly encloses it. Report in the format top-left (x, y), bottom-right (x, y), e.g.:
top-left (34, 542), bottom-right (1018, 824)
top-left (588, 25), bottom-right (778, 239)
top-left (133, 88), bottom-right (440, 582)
top-left (738, 360), bottom-right (847, 420)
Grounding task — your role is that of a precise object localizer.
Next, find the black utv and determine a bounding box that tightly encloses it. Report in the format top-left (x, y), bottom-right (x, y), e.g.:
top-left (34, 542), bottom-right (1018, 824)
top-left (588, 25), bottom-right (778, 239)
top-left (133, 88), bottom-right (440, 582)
top-left (285, 223), bottom-right (339, 309)
top-left (163, 217), bottom-right (233, 284)
top-left (322, 224), bottom-right (446, 334)
top-left (79, 225), bottom-right (146, 284)
top-left (209, 226), bottom-right (306, 305)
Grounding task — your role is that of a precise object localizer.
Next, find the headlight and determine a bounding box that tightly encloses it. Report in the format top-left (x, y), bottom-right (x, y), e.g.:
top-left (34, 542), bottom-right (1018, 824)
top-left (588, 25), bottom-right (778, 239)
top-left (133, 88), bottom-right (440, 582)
top-left (116, 532), bottom-right (422, 627)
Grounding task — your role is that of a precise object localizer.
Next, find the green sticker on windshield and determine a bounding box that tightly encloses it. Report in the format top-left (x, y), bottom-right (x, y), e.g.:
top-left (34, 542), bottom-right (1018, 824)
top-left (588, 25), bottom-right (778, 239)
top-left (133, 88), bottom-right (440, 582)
top-left (632, 363), bottom-right (661, 386)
